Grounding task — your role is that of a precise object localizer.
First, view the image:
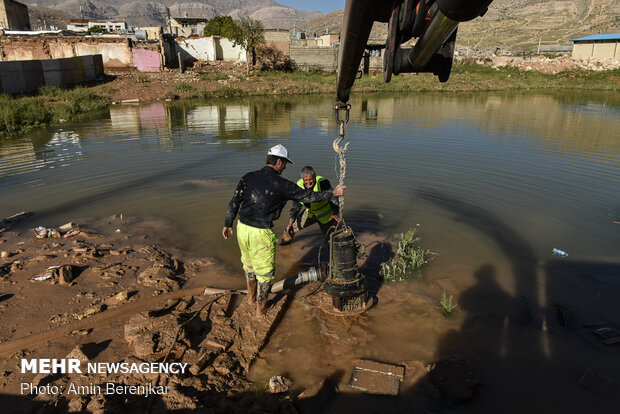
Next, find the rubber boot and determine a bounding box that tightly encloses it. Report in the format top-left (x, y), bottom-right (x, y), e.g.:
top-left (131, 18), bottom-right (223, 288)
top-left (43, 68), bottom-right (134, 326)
top-left (246, 278), bottom-right (257, 304)
top-left (256, 280), bottom-right (272, 317)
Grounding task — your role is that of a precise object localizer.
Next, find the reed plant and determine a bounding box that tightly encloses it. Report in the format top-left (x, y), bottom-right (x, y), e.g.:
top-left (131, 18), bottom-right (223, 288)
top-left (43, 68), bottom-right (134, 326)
top-left (379, 229), bottom-right (434, 283)
top-left (436, 291), bottom-right (457, 318)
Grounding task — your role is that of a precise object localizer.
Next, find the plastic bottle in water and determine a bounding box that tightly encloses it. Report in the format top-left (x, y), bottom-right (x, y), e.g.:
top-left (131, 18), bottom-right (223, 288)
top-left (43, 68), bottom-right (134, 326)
top-left (552, 248), bottom-right (569, 257)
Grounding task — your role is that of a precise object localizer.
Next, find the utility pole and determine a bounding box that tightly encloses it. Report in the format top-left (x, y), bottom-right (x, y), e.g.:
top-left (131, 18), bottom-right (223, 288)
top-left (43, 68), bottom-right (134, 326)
top-left (537, 35), bottom-right (541, 54)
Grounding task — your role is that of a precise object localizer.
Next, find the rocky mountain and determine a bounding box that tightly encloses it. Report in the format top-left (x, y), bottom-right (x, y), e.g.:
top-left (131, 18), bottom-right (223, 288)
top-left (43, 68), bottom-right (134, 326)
top-left (24, 0), bottom-right (322, 29)
top-left (301, 0), bottom-right (620, 51)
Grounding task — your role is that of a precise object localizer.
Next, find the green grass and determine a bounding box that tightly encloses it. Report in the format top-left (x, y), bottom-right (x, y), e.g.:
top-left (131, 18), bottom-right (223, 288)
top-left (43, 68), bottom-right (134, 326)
top-left (98, 85), bottom-right (117, 94)
top-left (200, 72), bottom-right (229, 81)
top-left (172, 82), bottom-right (196, 92)
top-left (379, 229), bottom-right (434, 283)
top-left (133, 75), bottom-right (150, 84)
top-left (436, 291), bottom-right (457, 318)
top-left (0, 86), bottom-right (109, 138)
top-left (214, 85), bottom-right (245, 98)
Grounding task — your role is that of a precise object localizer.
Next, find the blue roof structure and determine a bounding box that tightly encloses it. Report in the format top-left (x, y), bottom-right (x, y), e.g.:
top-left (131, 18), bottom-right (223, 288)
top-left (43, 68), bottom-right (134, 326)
top-left (571, 33), bottom-right (620, 42)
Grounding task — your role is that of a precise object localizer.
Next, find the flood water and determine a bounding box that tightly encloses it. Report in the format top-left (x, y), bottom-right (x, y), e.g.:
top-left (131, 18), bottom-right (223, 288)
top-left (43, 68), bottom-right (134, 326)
top-left (1, 91), bottom-right (620, 412)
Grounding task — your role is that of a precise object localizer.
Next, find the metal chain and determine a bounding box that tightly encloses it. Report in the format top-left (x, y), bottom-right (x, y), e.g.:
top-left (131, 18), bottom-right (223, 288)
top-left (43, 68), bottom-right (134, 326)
top-left (333, 103), bottom-right (351, 220)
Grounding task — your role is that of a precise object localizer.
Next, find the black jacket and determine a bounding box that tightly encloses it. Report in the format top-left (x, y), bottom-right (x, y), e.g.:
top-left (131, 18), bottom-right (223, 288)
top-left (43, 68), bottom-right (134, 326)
top-left (225, 166), bottom-right (336, 229)
top-left (289, 178), bottom-right (340, 220)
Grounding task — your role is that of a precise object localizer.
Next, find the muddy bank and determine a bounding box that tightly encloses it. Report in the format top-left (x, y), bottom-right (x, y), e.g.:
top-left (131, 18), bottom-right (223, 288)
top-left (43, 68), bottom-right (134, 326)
top-left (0, 214), bottom-right (299, 413)
top-left (2, 211), bottom-right (619, 413)
top-left (0, 212), bottom-right (486, 413)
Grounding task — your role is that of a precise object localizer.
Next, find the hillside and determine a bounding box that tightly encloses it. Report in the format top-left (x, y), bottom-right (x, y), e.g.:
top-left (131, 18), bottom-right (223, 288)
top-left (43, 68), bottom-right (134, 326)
top-left (24, 0), bottom-right (322, 30)
top-left (301, 0), bottom-right (620, 51)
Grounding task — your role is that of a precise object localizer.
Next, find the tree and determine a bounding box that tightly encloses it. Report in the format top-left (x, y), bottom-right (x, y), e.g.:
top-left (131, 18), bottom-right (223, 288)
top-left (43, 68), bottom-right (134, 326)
top-left (203, 16), bottom-right (240, 39)
top-left (231, 18), bottom-right (265, 74)
top-left (86, 26), bottom-right (106, 35)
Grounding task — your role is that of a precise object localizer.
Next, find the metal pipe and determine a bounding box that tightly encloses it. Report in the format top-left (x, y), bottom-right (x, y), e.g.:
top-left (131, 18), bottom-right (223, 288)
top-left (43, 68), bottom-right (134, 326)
top-left (271, 267), bottom-right (320, 293)
top-left (401, 9), bottom-right (458, 70)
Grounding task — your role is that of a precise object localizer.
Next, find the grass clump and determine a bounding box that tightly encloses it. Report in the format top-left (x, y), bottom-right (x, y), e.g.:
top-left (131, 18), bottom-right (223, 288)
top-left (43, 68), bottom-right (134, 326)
top-left (379, 229), bottom-right (434, 283)
top-left (214, 85), bottom-right (244, 98)
top-left (133, 75), bottom-right (150, 84)
top-left (172, 82), bottom-right (196, 92)
top-left (0, 86), bottom-right (109, 138)
top-left (435, 291), bottom-right (457, 318)
top-left (200, 72), bottom-right (228, 81)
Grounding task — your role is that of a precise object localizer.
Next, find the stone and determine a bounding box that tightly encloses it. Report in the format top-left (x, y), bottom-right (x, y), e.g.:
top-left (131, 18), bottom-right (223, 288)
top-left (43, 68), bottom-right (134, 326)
top-left (269, 375), bottom-right (292, 393)
top-left (78, 304), bottom-right (105, 320)
top-left (59, 265), bottom-right (79, 285)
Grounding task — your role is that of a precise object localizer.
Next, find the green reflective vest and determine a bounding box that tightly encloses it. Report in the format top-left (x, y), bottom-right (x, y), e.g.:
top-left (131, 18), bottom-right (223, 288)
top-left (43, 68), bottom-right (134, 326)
top-left (297, 176), bottom-right (334, 224)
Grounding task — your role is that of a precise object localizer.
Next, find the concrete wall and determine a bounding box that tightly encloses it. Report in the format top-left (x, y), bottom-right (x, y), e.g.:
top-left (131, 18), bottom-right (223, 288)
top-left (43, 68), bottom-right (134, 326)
top-left (0, 0), bottom-right (30, 31)
top-left (132, 48), bottom-right (161, 72)
top-left (572, 41), bottom-right (619, 59)
top-left (177, 37), bottom-right (216, 62)
top-left (173, 36), bottom-right (246, 64)
top-left (215, 38), bottom-right (246, 62)
top-left (0, 54), bottom-right (104, 94)
top-left (290, 45), bottom-right (338, 71)
top-left (136, 26), bottom-right (162, 41)
top-left (0, 37), bottom-right (134, 69)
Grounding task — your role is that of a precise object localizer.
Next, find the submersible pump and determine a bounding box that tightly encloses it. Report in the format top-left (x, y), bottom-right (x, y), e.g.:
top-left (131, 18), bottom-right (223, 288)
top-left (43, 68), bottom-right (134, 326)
top-left (323, 226), bottom-right (369, 314)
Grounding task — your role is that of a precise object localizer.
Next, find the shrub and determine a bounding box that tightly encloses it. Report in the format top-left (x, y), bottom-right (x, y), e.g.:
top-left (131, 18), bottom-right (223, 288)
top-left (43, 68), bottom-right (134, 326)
top-left (256, 45), bottom-right (294, 72)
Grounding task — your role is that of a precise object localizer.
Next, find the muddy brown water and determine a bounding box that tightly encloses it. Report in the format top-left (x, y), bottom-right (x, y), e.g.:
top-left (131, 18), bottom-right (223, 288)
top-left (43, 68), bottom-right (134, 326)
top-left (1, 92), bottom-right (620, 412)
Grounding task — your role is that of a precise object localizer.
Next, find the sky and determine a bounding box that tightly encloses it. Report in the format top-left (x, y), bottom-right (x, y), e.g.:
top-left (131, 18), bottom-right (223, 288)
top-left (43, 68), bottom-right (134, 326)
top-left (277, 0), bottom-right (346, 14)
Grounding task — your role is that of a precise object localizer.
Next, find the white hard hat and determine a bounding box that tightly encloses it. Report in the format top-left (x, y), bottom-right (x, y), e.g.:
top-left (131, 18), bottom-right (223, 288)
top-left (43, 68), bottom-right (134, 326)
top-left (267, 144), bottom-right (294, 164)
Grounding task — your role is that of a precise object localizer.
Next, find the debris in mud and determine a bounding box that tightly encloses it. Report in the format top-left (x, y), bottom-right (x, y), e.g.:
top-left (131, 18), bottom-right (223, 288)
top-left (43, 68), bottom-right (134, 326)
top-left (349, 359), bottom-right (405, 396)
top-left (269, 375), bottom-right (292, 393)
top-left (29, 265), bottom-right (60, 281)
top-left (77, 303), bottom-right (105, 320)
top-left (124, 312), bottom-right (181, 361)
